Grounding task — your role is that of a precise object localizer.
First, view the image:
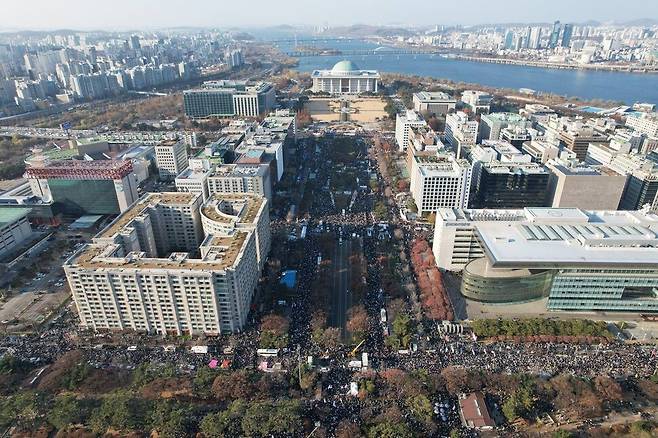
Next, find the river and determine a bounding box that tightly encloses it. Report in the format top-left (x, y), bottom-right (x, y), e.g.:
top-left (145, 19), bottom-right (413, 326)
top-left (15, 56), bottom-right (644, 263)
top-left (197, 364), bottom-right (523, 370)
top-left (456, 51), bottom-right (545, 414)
top-left (278, 38), bottom-right (658, 105)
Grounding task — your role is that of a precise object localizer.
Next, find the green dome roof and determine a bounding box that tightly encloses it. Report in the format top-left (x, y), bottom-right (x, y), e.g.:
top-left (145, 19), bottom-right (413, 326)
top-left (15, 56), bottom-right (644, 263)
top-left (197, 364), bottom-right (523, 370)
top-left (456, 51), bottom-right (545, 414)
top-left (331, 60), bottom-right (360, 72)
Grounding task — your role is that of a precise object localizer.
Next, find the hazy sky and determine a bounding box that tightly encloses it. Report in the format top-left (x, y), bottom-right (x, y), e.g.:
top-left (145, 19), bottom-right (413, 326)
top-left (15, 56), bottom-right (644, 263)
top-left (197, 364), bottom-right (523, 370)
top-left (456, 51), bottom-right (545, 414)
top-left (3, 0), bottom-right (658, 30)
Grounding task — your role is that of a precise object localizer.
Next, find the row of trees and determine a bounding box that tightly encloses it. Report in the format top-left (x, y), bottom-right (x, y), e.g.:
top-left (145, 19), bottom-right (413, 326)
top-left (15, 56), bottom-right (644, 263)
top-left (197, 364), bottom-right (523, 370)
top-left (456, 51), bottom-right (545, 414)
top-left (471, 318), bottom-right (613, 339)
top-left (410, 239), bottom-right (454, 320)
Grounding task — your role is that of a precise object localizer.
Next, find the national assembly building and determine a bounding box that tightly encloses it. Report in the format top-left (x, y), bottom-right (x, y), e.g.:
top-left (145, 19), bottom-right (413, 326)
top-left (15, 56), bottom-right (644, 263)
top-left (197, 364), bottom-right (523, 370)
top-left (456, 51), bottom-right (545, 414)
top-left (311, 60), bottom-right (380, 95)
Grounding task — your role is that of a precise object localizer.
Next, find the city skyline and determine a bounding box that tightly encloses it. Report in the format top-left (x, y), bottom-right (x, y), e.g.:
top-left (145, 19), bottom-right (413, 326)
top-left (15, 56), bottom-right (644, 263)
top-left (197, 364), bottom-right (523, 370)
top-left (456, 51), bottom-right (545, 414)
top-left (2, 0), bottom-right (658, 31)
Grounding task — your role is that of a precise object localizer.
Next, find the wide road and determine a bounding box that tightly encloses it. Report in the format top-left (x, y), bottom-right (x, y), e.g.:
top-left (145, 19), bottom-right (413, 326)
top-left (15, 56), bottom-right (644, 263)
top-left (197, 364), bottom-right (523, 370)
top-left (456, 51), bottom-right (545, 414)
top-left (331, 236), bottom-right (352, 338)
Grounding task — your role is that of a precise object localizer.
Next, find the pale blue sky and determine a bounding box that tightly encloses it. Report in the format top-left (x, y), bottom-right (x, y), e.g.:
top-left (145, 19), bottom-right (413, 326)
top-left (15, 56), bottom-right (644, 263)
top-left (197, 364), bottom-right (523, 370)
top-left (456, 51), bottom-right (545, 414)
top-left (3, 0), bottom-right (657, 30)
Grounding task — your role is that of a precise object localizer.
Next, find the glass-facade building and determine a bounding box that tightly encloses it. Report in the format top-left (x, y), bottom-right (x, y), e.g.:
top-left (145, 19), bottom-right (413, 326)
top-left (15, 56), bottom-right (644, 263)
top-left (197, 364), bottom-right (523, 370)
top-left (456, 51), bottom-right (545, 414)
top-left (49, 179), bottom-right (120, 215)
top-left (548, 269), bottom-right (658, 312)
top-left (470, 167), bottom-right (551, 209)
top-left (183, 90), bottom-right (235, 118)
top-left (462, 258), bottom-right (553, 303)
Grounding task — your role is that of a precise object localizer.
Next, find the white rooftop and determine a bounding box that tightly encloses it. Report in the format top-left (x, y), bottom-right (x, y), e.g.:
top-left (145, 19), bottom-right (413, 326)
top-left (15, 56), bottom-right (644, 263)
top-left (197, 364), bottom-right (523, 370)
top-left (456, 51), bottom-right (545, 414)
top-left (472, 208), bottom-right (658, 268)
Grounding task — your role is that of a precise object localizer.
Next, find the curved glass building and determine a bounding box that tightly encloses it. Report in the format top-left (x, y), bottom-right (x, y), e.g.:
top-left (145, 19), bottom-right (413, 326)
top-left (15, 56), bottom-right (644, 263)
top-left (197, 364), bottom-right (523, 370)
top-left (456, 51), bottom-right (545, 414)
top-left (461, 258), bottom-right (553, 303)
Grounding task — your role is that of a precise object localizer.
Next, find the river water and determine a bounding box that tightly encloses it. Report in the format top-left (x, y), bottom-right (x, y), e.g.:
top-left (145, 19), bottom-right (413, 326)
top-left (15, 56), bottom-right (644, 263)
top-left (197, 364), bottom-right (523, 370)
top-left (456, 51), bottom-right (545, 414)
top-left (280, 38), bottom-right (658, 104)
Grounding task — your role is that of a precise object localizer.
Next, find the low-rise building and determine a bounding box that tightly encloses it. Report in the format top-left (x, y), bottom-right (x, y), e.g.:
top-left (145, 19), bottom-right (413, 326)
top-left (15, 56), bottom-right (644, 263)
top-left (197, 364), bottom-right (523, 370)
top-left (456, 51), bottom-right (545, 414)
top-left (461, 90), bottom-right (493, 114)
top-left (412, 91), bottom-right (456, 115)
top-left (479, 112), bottom-right (531, 142)
top-left (311, 60), bottom-right (379, 95)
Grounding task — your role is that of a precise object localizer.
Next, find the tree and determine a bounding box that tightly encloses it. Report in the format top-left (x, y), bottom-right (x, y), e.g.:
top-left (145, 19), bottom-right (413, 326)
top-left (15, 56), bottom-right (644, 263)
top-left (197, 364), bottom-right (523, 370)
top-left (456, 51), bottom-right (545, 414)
top-left (47, 394), bottom-right (86, 430)
top-left (149, 400), bottom-right (194, 438)
top-left (200, 400), bottom-right (246, 438)
top-left (367, 421), bottom-right (414, 438)
top-left (335, 420), bottom-right (363, 438)
top-left (405, 394), bottom-right (434, 426)
top-left (89, 390), bottom-right (145, 434)
top-left (346, 305), bottom-right (369, 342)
top-left (240, 400), bottom-right (302, 436)
top-left (212, 371), bottom-right (252, 401)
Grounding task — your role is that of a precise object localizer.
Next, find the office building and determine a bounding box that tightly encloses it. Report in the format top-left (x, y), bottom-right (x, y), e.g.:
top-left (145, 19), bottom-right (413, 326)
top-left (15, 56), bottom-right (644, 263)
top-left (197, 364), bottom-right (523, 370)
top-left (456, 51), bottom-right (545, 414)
top-left (410, 154), bottom-right (472, 213)
top-left (500, 126), bottom-right (532, 148)
top-left (64, 192), bottom-right (270, 335)
top-left (561, 24), bottom-right (574, 48)
top-left (412, 91), bottom-right (457, 115)
top-left (469, 141), bottom-right (551, 209)
top-left (434, 207), bottom-right (658, 312)
top-left (528, 27), bottom-right (542, 50)
top-left (479, 112), bottom-right (531, 142)
top-left (520, 104), bottom-right (557, 125)
top-left (626, 113), bottom-right (658, 138)
top-left (445, 112), bottom-right (478, 157)
top-left (461, 90), bottom-right (493, 115)
top-left (549, 21), bottom-right (562, 48)
top-left (546, 160), bottom-right (626, 210)
top-left (175, 159), bottom-right (212, 201)
top-left (607, 154), bottom-right (658, 211)
top-left (207, 164), bottom-right (272, 202)
top-left (25, 159), bottom-right (138, 216)
top-left (184, 80), bottom-right (276, 118)
top-left (155, 140), bottom-right (189, 181)
top-left (395, 110), bottom-right (427, 151)
top-left (0, 208), bottom-right (33, 259)
top-left (311, 60), bottom-right (379, 95)
top-left (522, 140), bottom-right (560, 164)
top-left (558, 125), bottom-right (608, 161)
top-left (200, 193), bottom-right (270, 269)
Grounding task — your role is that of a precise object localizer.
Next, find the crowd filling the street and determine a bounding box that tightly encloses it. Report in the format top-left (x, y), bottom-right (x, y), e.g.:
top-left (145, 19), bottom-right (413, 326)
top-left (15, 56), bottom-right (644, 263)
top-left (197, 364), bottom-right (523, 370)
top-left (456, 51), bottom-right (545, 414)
top-left (0, 131), bottom-right (656, 438)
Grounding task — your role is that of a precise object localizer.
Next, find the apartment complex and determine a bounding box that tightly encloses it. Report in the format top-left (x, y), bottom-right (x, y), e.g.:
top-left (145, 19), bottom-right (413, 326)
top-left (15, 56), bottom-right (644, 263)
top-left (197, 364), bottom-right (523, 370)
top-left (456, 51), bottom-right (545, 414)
top-left (155, 140), bottom-right (189, 181)
top-left (64, 192), bottom-right (270, 335)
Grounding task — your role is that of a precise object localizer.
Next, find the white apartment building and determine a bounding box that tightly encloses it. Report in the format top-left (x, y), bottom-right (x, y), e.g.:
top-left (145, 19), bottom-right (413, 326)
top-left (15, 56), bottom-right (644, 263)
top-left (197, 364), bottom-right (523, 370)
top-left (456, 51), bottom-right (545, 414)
top-left (155, 140), bottom-right (189, 181)
top-left (395, 110), bottom-right (427, 152)
top-left (64, 192), bottom-right (270, 335)
top-left (207, 164), bottom-right (272, 202)
top-left (461, 90), bottom-right (493, 114)
top-left (445, 112), bottom-right (479, 157)
top-left (409, 154), bottom-right (472, 213)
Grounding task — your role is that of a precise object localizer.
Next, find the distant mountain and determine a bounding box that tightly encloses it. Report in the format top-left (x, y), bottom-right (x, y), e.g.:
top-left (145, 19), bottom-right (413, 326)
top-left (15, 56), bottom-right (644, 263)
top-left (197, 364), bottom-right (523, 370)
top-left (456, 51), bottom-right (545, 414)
top-left (618, 18), bottom-right (658, 26)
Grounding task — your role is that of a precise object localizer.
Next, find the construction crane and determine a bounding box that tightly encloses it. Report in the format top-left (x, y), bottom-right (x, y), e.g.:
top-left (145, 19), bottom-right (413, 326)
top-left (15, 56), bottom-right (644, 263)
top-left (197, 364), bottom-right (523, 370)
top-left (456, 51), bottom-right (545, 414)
top-left (350, 339), bottom-right (365, 357)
